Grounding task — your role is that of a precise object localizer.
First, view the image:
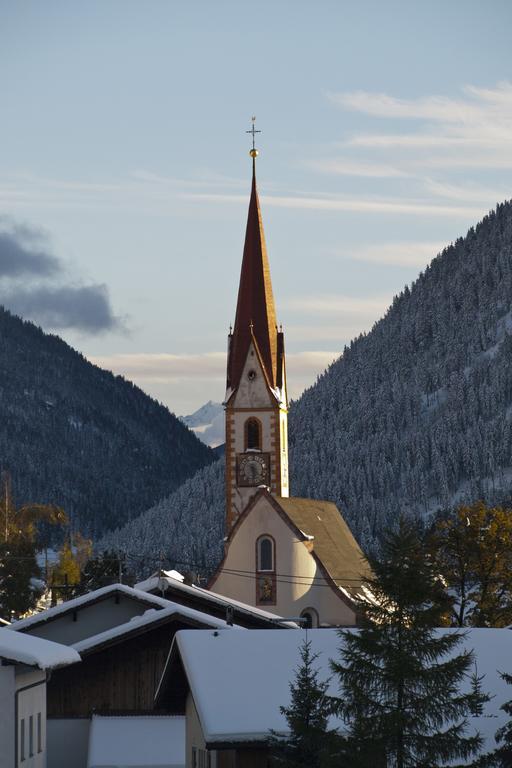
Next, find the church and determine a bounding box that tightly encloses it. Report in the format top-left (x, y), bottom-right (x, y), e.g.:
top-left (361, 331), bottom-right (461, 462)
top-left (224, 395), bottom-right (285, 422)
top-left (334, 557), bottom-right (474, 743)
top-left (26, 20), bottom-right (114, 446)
top-left (209, 132), bottom-right (371, 627)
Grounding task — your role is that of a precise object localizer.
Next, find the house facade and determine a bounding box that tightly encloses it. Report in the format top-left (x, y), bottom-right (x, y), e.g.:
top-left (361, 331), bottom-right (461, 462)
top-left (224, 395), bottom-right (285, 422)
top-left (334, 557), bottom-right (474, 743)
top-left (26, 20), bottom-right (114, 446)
top-left (157, 627), bottom-right (512, 768)
top-left (0, 629), bottom-right (80, 768)
top-left (10, 584), bottom-right (242, 768)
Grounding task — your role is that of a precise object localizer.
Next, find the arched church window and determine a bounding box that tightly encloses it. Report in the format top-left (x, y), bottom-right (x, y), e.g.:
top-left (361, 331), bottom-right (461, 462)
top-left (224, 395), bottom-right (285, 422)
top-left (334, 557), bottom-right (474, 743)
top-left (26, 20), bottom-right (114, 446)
top-left (256, 535), bottom-right (276, 606)
top-left (246, 418), bottom-right (261, 450)
top-left (300, 607), bottom-right (319, 629)
top-left (257, 535), bottom-right (274, 571)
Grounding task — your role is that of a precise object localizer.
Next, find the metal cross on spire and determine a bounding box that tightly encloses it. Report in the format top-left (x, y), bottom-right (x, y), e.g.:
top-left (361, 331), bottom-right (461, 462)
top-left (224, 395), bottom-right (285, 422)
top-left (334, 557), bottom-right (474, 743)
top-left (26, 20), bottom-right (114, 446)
top-left (246, 116), bottom-right (261, 157)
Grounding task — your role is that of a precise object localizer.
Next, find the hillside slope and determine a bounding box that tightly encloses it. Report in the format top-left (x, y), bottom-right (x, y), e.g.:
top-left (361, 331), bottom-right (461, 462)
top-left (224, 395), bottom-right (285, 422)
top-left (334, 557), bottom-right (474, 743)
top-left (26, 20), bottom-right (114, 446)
top-left (101, 201), bottom-right (512, 569)
top-left (290, 199), bottom-right (512, 548)
top-left (0, 307), bottom-right (214, 537)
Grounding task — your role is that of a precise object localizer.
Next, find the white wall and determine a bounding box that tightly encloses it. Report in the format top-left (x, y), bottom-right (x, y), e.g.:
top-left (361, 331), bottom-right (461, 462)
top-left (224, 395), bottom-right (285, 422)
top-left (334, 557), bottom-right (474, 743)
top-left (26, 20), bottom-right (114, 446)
top-left (15, 667), bottom-right (47, 768)
top-left (47, 719), bottom-right (90, 768)
top-left (24, 595), bottom-right (150, 645)
top-left (212, 495), bottom-right (356, 627)
top-left (185, 693), bottom-right (216, 768)
top-left (0, 665), bottom-right (15, 768)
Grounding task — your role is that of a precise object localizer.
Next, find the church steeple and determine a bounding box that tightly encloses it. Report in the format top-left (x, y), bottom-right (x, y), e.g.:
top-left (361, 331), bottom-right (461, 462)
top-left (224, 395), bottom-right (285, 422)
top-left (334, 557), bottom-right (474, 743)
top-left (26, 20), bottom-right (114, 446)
top-left (224, 126), bottom-right (289, 531)
top-left (227, 157), bottom-right (278, 392)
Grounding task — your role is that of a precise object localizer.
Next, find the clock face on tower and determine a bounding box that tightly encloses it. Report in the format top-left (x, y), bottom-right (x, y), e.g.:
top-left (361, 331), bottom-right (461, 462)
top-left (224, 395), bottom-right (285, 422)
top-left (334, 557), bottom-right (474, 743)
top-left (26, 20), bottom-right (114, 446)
top-left (237, 453), bottom-right (270, 487)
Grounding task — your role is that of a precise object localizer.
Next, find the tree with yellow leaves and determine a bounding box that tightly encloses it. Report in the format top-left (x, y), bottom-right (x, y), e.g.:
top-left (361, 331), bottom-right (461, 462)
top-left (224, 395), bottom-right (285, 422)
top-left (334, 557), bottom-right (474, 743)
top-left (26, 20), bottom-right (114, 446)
top-left (0, 470), bottom-right (69, 619)
top-left (428, 501), bottom-right (512, 627)
top-left (51, 533), bottom-right (92, 602)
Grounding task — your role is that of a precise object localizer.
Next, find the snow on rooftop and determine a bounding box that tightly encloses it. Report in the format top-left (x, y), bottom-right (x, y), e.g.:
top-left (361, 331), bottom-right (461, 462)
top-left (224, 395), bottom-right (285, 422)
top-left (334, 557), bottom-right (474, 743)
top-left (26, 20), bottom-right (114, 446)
top-left (176, 627), bottom-right (512, 758)
top-left (134, 571), bottom-right (297, 627)
top-left (72, 600), bottom-right (242, 654)
top-left (0, 628), bottom-right (81, 670)
top-left (10, 584), bottom-right (172, 632)
top-left (87, 715), bottom-right (185, 768)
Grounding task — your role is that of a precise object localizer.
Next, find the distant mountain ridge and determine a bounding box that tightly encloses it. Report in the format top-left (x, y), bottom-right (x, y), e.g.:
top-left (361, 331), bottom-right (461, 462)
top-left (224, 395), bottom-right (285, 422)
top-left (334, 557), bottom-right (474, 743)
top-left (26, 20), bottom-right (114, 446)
top-left (101, 200), bottom-right (512, 571)
top-left (0, 307), bottom-right (214, 537)
top-left (180, 401), bottom-right (225, 448)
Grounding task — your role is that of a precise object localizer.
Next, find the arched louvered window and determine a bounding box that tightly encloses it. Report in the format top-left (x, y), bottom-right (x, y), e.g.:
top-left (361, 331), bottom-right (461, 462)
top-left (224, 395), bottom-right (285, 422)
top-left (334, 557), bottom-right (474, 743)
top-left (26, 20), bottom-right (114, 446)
top-left (246, 418), bottom-right (261, 450)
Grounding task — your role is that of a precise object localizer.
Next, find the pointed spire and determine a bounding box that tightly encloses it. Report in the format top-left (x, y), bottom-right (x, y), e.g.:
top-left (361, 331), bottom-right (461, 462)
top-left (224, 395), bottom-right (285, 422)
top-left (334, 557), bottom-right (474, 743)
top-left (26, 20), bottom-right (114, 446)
top-left (227, 156), bottom-right (278, 390)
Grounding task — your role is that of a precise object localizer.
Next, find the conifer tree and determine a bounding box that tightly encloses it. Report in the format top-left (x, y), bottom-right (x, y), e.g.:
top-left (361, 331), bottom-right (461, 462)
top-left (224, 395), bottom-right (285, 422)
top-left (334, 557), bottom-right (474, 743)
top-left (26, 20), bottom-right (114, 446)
top-left (492, 672), bottom-right (512, 766)
top-left (77, 550), bottom-right (130, 594)
top-left (331, 517), bottom-right (487, 768)
top-left (270, 638), bottom-right (340, 768)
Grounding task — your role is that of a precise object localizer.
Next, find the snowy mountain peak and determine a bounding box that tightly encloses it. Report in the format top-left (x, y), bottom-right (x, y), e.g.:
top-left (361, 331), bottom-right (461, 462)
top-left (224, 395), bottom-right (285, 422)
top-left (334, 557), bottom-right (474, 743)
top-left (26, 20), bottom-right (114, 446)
top-left (180, 401), bottom-right (225, 447)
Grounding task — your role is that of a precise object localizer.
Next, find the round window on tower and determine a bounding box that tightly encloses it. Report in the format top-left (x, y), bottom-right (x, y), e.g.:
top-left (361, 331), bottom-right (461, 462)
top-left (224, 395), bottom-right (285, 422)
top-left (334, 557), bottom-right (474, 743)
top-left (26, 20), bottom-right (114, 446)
top-left (247, 369), bottom-right (257, 381)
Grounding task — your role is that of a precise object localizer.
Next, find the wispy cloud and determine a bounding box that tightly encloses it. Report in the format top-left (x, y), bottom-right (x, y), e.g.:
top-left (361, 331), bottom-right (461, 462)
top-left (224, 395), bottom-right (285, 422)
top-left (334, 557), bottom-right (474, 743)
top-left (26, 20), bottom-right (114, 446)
top-left (306, 159), bottom-right (408, 178)
top-left (346, 241), bottom-right (445, 268)
top-left (184, 191), bottom-right (482, 218)
top-left (423, 179), bottom-right (510, 204)
top-left (329, 81), bottom-right (512, 156)
top-left (327, 89), bottom-right (484, 123)
top-left (89, 352), bottom-right (227, 382)
top-left (283, 294), bottom-right (391, 316)
top-left (319, 81), bottom-right (512, 212)
top-left (89, 349), bottom-right (342, 411)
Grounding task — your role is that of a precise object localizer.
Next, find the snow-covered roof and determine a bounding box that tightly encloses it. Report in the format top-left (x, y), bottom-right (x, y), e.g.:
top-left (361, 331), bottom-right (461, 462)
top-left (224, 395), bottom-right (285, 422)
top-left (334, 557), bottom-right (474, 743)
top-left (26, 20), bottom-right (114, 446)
top-left (135, 571), bottom-right (297, 628)
top-left (10, 584), bottom-right (173, 632)
top-left (72, 601), bottom-right (242, 655)
top-left (87, 715), bottom-right (185, 768)
top-left (0, 628), bottom-right (81, 670)
top-left (171, 627), bottom-right (512, 756)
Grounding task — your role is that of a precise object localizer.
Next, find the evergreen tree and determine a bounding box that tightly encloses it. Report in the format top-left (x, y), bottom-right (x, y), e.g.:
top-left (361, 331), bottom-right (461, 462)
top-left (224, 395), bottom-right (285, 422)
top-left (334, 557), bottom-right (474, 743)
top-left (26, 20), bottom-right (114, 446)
top-left (492, 672), bottom-right (512, 766)
top-left (331, 518), bottom-right (487, 768)
top-left (78, 550), bottom-right (131, 594)
top-left (269, 638), bottom-right (340, 768)
top-left (0, 537), bottom-right (42, 620)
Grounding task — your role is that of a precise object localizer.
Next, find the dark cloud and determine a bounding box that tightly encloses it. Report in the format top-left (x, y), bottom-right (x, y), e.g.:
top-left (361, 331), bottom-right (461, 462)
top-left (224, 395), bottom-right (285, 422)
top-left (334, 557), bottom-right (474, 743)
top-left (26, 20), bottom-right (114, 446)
top-left (0, 229), bottom-right (60, 278)
top-left (3, 284), bottom-right (122, 334)
top-left (0, 218), bottom-right (123, 334)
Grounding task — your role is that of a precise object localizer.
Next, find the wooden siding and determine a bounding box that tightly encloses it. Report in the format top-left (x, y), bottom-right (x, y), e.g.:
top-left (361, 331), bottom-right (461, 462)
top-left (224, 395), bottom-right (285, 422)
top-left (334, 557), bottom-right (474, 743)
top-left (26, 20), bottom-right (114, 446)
top-left (47, 620), bottom-right (190, 717)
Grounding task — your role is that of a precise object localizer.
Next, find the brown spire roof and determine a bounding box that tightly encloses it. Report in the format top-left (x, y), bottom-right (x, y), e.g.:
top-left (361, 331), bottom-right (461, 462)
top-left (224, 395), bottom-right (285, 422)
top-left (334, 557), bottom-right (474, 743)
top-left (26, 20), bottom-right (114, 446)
top-left (227, 159), bottom-right (278, 391)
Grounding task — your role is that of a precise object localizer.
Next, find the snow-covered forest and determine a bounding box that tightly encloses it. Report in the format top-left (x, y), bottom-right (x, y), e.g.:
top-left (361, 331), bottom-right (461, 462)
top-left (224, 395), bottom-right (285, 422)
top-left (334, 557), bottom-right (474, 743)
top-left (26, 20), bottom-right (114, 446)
top-left (0, 307), bottom-right (214, 538)
top-left (101, 201), bottom-right (512, 574)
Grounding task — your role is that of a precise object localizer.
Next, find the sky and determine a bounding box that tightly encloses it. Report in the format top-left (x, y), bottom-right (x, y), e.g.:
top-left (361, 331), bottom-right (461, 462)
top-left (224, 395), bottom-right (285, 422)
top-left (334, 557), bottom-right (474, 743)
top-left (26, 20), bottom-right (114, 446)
top-left (1, 0), bottom-right (511, 415)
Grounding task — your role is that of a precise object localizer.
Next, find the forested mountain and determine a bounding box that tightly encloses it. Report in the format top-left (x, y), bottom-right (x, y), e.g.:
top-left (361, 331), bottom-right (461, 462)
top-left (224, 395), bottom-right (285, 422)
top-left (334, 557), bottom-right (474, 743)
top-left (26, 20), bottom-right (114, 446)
top-left (101, 201), bottom-right (512, 573)
top-left (0, 307), bottom-right (214, 537)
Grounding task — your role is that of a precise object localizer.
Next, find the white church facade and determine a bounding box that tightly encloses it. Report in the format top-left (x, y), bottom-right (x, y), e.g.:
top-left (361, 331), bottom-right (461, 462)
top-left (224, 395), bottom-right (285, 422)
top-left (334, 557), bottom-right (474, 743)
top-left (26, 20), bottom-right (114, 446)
top-left (209, 137), bottom-right (370, 627)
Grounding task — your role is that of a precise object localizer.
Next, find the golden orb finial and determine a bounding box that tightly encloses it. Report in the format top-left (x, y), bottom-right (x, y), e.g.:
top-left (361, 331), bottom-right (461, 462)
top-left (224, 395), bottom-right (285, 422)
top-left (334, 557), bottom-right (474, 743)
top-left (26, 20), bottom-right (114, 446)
top-left (249, 148), bottom-right (259, 158)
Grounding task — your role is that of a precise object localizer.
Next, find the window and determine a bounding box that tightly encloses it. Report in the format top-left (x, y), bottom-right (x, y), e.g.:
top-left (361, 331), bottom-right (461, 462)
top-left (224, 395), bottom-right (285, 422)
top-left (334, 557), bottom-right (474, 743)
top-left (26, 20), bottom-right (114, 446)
top-left (257, 536), bottom-right (274, 571)
top-left (37, 712), bottom-right (42, 753)
top-left (29, 715), bottom-right (34, 757)
top-left (193, 747), bottom-right (210, 768)
top-left (20, 718), bottom-right (25, 762)
top-left (300, 608), bottom-right (319, 629)
top-left (245, 418), bottom-right (261, 450)
top-left (256, 535), bottom-right (276, 605)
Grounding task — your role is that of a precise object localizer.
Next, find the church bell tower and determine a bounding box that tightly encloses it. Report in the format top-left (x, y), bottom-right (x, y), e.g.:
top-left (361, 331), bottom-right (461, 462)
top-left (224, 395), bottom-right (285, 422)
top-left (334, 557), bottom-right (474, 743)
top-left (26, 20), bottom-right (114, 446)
top-left (224, 123), bottom-right (289, 530)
